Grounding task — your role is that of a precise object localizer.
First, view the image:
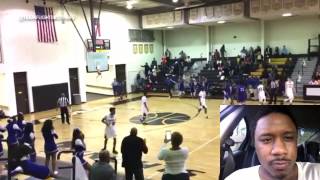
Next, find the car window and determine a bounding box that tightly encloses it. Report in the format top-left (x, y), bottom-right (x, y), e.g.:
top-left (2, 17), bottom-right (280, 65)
top-left (298, 128), bottom-right (320, 144)
top-left (230, 118), bottom-right (247, 151)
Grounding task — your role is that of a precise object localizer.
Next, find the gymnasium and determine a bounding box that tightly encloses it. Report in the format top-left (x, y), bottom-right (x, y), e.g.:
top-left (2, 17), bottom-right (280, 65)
top-left (0, 0), bottom-right (319, 179)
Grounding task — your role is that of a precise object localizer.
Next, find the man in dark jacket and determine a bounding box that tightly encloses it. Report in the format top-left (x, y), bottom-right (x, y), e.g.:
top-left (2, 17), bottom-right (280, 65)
top-left (121, 127), bottom-right (148, 180)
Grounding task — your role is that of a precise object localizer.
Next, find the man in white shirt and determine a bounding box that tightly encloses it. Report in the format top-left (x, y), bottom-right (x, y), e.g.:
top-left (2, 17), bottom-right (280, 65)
top-left (101, 107), bottom-right (118, 154)
top-left (140, 91), bottom-right (149, 125)
top-left (226, 107), bottom-right (320, 180)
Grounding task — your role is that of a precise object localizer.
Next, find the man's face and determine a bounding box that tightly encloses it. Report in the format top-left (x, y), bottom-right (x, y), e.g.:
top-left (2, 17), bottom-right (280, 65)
top-left (254, 112), bottom-right (298, 179)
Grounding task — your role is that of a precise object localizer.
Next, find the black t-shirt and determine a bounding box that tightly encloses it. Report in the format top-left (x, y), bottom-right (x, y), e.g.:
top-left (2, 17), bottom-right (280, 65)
top-left (121, 135), bottom-right (147, 169)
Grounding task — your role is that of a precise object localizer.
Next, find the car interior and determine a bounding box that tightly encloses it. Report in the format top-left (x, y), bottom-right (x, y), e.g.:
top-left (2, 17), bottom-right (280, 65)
top-left (219, 106), bottom-right (320, 180)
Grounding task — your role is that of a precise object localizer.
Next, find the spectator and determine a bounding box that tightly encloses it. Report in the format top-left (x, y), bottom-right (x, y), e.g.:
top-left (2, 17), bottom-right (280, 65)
top-left (141, 63), bottom-right (150, 77)
top-left (309, 77), bottom-right (319, 85)
top-left (158, 131), bottom-right (189, 180)
top-left (0, 109), bottom-right (8, 119)
top-left (151, 58), bottom-right (157, 69)
top-left (16, 112), bottom-right (26, 144)
top-left (179, 50), bottom-right (186, 61)
top-left (220, 44), bottom-right (226, 59)
top-left (274, 46), bottom-right (280, 56)
top-left (240, 47), bottom-right (248, 58)
top-left (89, 150), bottom-right (116, 180)
top-left (121, 127), bottom-right (148, 180)
top-left (281, 45), bottom-right (289, 56)
top-left (265, 45), bottom-right (272, 58)
top-left (213, 49), bottom-right (220, 61)
top-left (165, 49), bottom-right (172, 60)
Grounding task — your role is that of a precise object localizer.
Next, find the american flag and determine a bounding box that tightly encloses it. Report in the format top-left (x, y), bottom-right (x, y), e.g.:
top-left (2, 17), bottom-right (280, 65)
top-left (34, 6), bottom-right (58, 43)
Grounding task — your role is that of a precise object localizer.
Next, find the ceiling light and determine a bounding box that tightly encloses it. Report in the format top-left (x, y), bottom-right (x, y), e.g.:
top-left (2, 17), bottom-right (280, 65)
top-left (126, 1), bottom-right (133, 9)
top-left (167, 26), bottom-right (174, 29)
top-left (172, 0), bottom-right (178, 3)
top-left (217, 20), bottom-right (226, 24)
top-left (282, 13), bottom-right (292, 17)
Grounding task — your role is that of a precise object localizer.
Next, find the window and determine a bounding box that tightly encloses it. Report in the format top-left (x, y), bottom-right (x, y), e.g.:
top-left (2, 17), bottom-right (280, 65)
top-left (230, 118), bottom-right (247, 151)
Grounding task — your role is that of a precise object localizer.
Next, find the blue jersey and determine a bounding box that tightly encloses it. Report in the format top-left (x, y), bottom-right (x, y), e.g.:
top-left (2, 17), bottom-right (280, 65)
top-left (42, 130), bottom-right (58, 154)
top-left (179, 81), bottom-right (185, 91)
top-left (224, 83), bottom-right (232, 98)
top-left (237, 84), bottom-right (247, 102)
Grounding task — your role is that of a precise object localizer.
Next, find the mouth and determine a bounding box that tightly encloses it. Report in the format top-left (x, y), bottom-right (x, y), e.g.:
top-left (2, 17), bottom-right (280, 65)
top-left (271, 160), bottom-right (290, 171)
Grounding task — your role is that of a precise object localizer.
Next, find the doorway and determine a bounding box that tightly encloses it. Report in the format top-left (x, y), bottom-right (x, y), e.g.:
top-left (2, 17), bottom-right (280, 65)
top-left (115, 64), bottom-right (127, 93)
top-left (14, 72), bottom-right (30, 114)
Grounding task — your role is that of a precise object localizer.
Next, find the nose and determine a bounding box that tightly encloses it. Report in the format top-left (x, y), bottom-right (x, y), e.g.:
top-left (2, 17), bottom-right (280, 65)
top-left (271, 138), bottom-right (288, 156)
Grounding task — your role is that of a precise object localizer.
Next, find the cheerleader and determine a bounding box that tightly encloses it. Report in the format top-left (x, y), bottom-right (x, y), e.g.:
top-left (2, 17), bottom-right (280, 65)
top-left (6, 117), bottom-right (21, 146)
top-left (0, 125), bottom-right (5, 157)
top-left (17, 112), bottom-right (26, 144)
top-left (41, 119), bottom-right (58, 174)
top-left (22, 123), bottom-right (36, 162)
top-left (101, 107), bottom-right (118, 154)
top-left (71, 128), bottom-right (90, 170)
top-left (10, 144), bottom-right (64, 179)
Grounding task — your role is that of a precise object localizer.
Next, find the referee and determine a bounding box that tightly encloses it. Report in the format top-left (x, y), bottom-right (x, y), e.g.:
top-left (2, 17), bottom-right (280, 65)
top-left (57, 93), bottom-right (70, 124)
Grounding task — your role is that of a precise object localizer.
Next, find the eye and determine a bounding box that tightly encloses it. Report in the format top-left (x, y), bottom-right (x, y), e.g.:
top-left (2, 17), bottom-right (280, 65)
top-left (260, 138), bottom-right (272, 144)
top-left (284, 136), bottom-right (294, 141)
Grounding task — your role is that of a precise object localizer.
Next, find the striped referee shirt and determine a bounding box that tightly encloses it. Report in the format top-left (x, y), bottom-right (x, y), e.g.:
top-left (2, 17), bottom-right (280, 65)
top-left (57, 96), bottom-right (69, 107)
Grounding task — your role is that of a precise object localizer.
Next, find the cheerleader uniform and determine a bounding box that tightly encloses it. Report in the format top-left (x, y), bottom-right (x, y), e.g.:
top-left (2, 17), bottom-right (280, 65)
top-left (15, 156), bottom-right (50, 179)
top-left (0, 126), bottom-right (5, 157)
top-left (23, 131), bottom-right (36, 162)
top-left (17, 119), bottom-right (26, 144)
top-left (43, 130), bottom-right (58, 154)
top-left (74, 139), bottom-right (88, 166)
top-left (6, 120), bottom-right (21, 146)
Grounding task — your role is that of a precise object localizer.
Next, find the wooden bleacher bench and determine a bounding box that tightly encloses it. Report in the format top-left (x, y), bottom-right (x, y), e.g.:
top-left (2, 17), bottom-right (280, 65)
top-left (270, 58), bottom-right (287, 65)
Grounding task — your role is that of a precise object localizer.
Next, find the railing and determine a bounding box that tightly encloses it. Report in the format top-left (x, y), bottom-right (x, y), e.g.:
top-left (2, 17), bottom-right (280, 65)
top-left (57, 150), bottom-right (76, 180)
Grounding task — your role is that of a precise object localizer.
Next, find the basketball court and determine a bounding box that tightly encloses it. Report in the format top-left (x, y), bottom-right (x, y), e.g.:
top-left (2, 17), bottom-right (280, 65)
top-left (0, 94), bottom-right (217, 179)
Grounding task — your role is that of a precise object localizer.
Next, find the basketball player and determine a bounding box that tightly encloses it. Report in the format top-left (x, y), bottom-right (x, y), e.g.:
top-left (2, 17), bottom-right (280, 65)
top-left (237, 81), bottom-right (247, 105)
top-left (198, 88), bottom-right (208, 119)
top-left (101, 107), bottom-right (118, 154)
top-left (140, 91), bottom-right (149, 125)
top-left (223, 80), bottom-right (232, 104)
top-left (283, 77), bottom-right (295, 105)
top-left (257, 81), bottom-right (266, 105)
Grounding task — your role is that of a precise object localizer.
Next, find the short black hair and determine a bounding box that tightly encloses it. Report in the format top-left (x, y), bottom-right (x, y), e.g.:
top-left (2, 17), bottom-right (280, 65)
top-left (250, 106), bottom-right (298, 145)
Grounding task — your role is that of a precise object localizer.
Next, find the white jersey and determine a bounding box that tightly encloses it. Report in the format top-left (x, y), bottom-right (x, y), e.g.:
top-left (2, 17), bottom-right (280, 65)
top-left (199, 91), bottom-right (207, 108)
top-left (257, 84), bottom-right (266, 101)
top-left (226, 162), bottom-right (320, 180)
top-left (102, 114), bottom-right (116, 138)
top-left (141, 96), bottom-right (148, 114)
top-left (285, 80), bottom-right (294, 98)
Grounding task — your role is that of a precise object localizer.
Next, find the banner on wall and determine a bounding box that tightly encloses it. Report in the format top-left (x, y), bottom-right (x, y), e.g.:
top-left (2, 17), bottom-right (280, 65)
top-left (149, 44), bottom-right (154, 54)
top-left (139, 44), bottom-right (143, 54)
top-left (144, 44), bottom-right (149, 54)
top-left (133, 44), bottom-right (137, 54)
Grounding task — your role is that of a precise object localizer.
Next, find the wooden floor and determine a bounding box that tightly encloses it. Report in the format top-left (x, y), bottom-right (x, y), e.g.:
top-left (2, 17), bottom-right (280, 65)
top-left (0, 93), bottom-right (218, 180)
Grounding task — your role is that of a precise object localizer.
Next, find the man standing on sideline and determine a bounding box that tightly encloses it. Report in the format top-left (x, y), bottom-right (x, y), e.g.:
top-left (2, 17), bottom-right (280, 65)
top-left (101, 107), bottom-right (118, 154)
top-left (140, 92), bottom-right (149, 125)
top-left (121, 127), bottom-right (148, 180)
top-left (57, 93), bottom-right (70, 124)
